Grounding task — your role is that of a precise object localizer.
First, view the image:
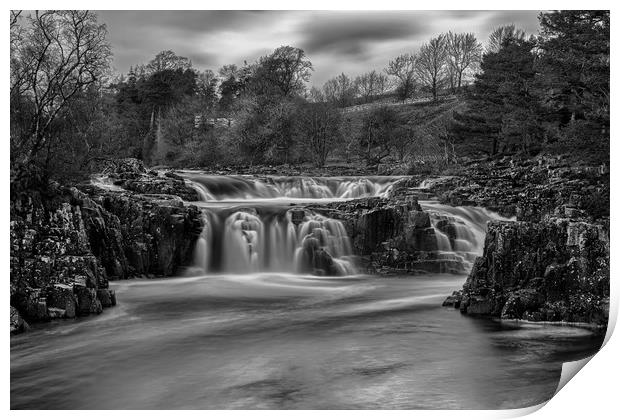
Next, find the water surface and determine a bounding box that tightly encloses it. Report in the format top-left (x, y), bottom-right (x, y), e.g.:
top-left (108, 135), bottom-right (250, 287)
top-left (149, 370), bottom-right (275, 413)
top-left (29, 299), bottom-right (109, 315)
top-left (10, 274), bottom-right (603, 409)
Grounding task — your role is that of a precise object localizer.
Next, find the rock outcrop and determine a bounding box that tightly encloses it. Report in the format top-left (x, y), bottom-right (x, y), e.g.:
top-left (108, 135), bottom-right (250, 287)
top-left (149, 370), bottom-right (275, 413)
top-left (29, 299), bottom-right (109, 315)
top-left (314, 196), bottom-right (469, 274)
top-left (415, 155), bottom-right (611, 326)
top-left (10, 168), bottom-right (203, 330)
top-left (97, 158), bottom-right (200, 201)
top-left (425, 156), bottom-right (609, 224)
top-left (443, 218), bottom-right (609, 324)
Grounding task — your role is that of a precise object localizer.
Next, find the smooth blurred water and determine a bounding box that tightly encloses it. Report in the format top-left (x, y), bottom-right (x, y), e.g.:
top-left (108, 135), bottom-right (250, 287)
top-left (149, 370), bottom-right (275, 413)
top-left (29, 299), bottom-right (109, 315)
top-left (10, 274), bottom-right (603, 409)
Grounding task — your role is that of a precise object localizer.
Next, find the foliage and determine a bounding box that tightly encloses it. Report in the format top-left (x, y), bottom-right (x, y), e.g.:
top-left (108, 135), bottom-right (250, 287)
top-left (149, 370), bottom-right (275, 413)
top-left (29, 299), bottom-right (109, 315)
top-left (9, 10), bottom-right (609, 182)
top-left (10, 11), bottom-right (112, 182)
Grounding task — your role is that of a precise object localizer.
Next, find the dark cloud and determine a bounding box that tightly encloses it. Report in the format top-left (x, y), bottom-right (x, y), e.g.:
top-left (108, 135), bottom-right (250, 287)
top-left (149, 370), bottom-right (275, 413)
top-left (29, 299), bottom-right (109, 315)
top-left (96, 10), bottom-right (542, 84)
top-left (298, 12), bottom-right (431, 57)
top-left (483, 10), bottom-right (543, 35)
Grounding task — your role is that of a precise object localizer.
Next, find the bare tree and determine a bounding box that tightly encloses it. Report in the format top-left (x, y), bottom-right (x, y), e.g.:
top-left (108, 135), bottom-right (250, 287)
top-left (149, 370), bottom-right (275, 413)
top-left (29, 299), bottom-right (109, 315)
top-left (385, 53), bottom-right (417, 100)
top-left (416, 35), bottom-right (449, 101)
top-left (354, 70), bottom-right (390, 103)
top-left (10, 10), bottom-right (112, 169)
top-left (487, 25), bottom-right (527, 53)
top-left (445, 32), bottom-right (483, 90)
top-left (323, 73), bottom-right (357, 107)
top-left (297, 101), bottom-right (342, 167)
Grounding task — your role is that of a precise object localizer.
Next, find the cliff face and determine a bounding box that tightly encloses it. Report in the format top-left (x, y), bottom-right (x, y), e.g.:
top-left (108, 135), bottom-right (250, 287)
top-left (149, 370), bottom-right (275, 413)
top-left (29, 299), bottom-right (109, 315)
top-left (443, 217), bottom-right (609, 324)
top-left (10, 166), bottom-right (203, 332)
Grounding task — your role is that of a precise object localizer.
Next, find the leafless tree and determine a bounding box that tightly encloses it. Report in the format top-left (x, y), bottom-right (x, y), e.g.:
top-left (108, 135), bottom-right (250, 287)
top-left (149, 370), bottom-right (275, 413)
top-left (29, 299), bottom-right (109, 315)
top-left (385, 53), bottom-right (417, 100)
top-left (445, 32), bottom-right (483, 90)
top-left (297, 101), bottom-right (342, 167)
top-left (354, 70), bottom-right (390, 103)
top-left (10, 10), bottom-right (112, 169)
top-left (487, 24), bottom-right (527, 53)
top-left (322, 73), bottom-right (357, 107)
top-left (416, 35), bottom-right (449, 101)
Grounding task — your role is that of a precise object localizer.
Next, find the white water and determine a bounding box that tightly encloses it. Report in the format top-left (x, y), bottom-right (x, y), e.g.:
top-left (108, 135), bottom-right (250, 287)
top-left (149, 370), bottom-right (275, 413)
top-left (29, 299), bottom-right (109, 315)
top-left (418, 201), bottom-right (516, 272)
top-left (16, 173), bottom-right (604, 410)
top-left (190, 208), bottom-right (356, 276)
top-left (182, 173), bottom-right (400, 201)
top-left (178, 174), bottom-right (512, 276)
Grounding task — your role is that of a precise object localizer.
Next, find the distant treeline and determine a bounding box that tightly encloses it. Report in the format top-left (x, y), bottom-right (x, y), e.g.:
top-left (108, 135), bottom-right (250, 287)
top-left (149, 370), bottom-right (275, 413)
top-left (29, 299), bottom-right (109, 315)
top-left (10, 10), bottom-right (609, 186)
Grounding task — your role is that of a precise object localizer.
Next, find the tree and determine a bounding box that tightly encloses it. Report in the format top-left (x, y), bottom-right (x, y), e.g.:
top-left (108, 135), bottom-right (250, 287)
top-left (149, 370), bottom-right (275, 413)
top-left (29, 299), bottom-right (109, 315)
top-left (445, 32), bottom-right (483, 90)
top-left (536, 10), bottom-right (609, 158)
top-left (385, 54), bottom-right (417, 100)
top-left (355, 70), bottom-right (390, 103)
top-left (416, 35), bottom-right (449, 101)
top-left (451, 36), bottom-right (541, 156)
top-left (196, 69), bottom-right (218, 110)
top-left (358, 106), bottom-right (404, 165)
top-left (297, 101), bottom-right (342, 167)
top-left (323, 73), bottom-right (357, 107)
top-left (255, 46), bottom-right (313, 97)
top-left (10, 10), bottom-right (112, 176)
top-left (145, 50), bottom-right (192, 74)
top-left (487, 25), bottom-right (527, 53)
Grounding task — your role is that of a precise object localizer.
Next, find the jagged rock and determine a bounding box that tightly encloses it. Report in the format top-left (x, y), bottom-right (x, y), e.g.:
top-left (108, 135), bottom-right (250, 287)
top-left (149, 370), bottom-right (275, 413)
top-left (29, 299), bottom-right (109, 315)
top-left (96, 289), bottom-right (115, 308)
top-left (46, 284), bottom-right (77, 318)
top-left (101, 158), bottom-right (147, 176)
top-left (48, 308), bottom-right (66, 319)
top-left (423, 156), bottom-right (609, 224)
top-left (10, 171), bottom-right (203, 332)
top-left (10, 306), bottom-right (28, 335)
top-left (311, 195), bottom-right (475, 275)
top-left (74, 286), bottom-right (103, 315)
top-left (450, 218), bottom-right (609, 324)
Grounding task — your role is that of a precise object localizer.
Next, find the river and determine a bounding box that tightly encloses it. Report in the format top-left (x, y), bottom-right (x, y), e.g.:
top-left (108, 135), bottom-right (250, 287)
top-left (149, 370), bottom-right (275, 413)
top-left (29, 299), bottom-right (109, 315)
top-left (11, 273), bottom-right (602, 409)
top-left (10, 174), bottom-right (604, 409)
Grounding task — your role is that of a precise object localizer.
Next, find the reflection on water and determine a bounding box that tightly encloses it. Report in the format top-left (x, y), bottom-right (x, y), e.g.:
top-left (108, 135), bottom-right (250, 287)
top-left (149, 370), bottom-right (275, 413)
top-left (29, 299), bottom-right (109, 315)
top-left (10, 274), bottom-right (603, 409)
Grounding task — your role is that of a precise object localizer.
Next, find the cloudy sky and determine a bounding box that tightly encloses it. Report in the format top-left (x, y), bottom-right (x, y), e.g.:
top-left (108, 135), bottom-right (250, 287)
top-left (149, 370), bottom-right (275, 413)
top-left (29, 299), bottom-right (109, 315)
top-left (98, 10), bottom-right (542, 86)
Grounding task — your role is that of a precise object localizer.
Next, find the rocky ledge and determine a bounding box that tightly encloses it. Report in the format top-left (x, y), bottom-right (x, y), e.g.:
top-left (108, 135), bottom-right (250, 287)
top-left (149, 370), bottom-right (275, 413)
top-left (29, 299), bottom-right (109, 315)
top-left (442, 217), bottom-right (609, 325)
top-left (97, 158), bottom-right (200, 201)
top-left (424, 155), bottom-right (609, 224)
top-left (314, 195), bottom-right (471, 275)
top-left (10, 161), bottom-right (203, 333)
top-left (410, 155), bottom-right (611, 326)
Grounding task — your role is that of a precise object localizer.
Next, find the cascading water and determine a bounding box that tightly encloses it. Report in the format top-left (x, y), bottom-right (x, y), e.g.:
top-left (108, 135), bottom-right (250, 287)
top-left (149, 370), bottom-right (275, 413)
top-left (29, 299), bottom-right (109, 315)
top-left (176, 173), bottom-right (512, 276)
top-left (419, 201), bottom-right (515, 272)
top-left (181, 173), bottom-right (399, 201)
top-left (191, 208), bottom-right (356, 276)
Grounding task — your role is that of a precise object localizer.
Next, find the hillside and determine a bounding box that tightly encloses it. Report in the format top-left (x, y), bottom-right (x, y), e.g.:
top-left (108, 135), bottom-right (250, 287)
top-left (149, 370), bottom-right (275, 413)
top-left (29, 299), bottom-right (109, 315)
top-left (335, 95), bottom-right (468, 174)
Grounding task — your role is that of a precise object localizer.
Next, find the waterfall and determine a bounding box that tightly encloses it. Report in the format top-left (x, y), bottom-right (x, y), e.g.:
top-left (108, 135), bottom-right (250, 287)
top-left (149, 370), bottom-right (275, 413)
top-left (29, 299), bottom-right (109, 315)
top-left (181, 173), bottom-right (401, 201)
top-left (419, 201), bottom-right (515, 272)
top-left (192, 208), bottom-right (356, 276)
top-left (178, 174), bottom-right (511, 276)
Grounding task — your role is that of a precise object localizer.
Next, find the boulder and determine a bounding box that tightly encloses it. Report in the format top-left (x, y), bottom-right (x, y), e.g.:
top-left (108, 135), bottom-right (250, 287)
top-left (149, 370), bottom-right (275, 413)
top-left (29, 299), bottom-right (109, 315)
top-left (46, 284), bottom-right (77, 318)
top-left (10, 307), bottom-right (29, 334)
top-left (73, 285), bottom-right (103, 315)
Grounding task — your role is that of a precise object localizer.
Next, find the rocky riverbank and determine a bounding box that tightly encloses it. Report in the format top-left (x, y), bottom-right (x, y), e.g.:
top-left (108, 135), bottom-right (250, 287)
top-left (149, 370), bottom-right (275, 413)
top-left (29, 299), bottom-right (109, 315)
top-left (10, 159), bottom-right (203, 333)
top-left (10, 155), bottom-right (610, 331)
top-left (431, 156), bottom-right (610, 326)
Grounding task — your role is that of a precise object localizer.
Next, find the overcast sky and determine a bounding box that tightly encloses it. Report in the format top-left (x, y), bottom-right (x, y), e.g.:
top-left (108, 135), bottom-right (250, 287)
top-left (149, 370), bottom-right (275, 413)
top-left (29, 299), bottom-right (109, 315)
top-left (98, 10), bottom-right (542, 86)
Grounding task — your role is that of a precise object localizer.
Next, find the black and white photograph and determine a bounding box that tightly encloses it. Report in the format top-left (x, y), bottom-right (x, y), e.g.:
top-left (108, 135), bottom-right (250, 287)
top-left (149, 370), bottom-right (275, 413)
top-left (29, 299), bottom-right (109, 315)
top-left (8, 5), bottom-right (611, 411)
